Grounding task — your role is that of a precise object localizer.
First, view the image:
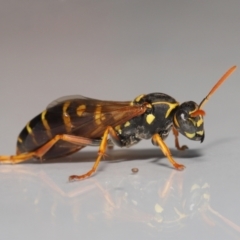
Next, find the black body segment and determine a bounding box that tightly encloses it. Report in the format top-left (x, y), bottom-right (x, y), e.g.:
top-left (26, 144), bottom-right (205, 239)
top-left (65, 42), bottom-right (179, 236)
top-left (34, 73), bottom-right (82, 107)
top-left (113, 93), bottom-right (179, 147)
top-left (16, 93), bottom-right (204, 160)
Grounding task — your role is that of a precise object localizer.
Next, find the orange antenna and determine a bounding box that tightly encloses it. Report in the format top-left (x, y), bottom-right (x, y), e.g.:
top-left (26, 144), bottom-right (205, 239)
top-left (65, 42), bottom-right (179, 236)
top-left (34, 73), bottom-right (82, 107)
top-left (190, 109), bottom-right (206, 117)
top-left (199, 66), bottom-right (237, 109)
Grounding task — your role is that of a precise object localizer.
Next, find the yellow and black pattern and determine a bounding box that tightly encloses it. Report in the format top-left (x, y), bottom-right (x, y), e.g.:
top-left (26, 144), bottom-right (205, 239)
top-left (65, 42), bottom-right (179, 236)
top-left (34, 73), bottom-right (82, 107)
top-left (173, 101), bottom-right (205, 142)
top-left (16, 96), bottom-right (146, 158)
top-left (0, 65), bottom-right (234, 181)
top-left (112, 93), bottom-right (180, 147)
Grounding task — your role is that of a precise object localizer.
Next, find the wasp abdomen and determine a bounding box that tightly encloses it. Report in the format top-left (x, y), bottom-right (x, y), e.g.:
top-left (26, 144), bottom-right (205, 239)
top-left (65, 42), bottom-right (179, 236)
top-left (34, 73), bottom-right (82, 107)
top-left (16, 103), bottom-right (68, 154)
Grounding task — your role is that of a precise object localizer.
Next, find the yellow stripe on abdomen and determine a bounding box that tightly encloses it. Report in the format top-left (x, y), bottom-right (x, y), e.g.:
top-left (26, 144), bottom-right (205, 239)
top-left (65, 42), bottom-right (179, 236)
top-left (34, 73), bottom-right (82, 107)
top-left (62, 101), bottom-right (72, 132)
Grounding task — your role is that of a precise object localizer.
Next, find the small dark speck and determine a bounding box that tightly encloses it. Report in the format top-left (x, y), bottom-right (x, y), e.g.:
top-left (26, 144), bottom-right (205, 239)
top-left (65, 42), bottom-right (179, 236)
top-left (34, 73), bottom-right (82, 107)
top-left (131, 168), bottom-right (139, 173)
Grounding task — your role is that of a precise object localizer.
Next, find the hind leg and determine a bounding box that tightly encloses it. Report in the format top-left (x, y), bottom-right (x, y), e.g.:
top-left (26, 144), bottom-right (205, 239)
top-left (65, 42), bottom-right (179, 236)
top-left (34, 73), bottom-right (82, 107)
top-left (0, 135), bottom-right (103, 164)
top-left (69, 126), bottom-right (121, 181)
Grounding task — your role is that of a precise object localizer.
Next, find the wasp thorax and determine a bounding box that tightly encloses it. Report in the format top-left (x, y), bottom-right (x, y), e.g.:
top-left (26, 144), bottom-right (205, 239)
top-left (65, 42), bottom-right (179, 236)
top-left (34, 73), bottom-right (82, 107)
top-left (173, 101), bottom-right (205, 142)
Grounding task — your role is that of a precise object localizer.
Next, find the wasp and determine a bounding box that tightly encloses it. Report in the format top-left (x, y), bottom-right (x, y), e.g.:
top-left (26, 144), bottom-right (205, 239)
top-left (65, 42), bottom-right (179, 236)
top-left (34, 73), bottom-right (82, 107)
top-left (0, 66), bottom-right (236, 181)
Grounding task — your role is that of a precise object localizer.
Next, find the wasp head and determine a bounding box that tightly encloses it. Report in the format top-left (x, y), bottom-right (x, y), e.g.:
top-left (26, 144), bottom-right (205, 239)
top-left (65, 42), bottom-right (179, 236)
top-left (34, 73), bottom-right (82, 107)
top-left (173, 101), bottom-right (205, 142)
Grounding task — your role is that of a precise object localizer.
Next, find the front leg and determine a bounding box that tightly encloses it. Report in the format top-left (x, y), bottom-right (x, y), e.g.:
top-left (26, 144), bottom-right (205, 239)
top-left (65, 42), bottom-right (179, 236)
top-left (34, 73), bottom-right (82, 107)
top-left (172, 127), bottom-right (188, 151)
top-left (152, 133), bottom-right (185, 170)
top-left (68, 126), bottom-right (140, 181)
top-left (69, 126), bottom-right (118, 181)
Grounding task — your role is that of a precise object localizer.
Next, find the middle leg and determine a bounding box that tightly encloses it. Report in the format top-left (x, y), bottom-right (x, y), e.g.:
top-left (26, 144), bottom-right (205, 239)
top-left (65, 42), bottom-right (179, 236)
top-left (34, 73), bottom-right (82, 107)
top-left (69, 126), bottom-right (120, 181)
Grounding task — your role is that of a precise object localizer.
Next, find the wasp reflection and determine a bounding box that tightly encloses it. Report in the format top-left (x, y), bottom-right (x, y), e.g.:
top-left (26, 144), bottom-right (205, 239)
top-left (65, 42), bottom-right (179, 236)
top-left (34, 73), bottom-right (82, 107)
top-left (0, 164), bottom-right (239, 236)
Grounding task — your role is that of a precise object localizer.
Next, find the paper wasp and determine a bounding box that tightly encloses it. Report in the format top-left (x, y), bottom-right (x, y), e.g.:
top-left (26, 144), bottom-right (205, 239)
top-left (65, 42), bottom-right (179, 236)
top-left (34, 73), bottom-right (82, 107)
top-left (0, 66), bottom-right (236, 181)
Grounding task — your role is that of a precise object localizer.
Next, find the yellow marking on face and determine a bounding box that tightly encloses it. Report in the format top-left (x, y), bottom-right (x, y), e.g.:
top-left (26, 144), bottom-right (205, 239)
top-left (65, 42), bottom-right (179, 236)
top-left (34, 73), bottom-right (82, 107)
top-left (94, 105), bottom-right (102, 125)
top-left (18, 137), bottom-right (23, 143)
top-left (146, 114), bottom-right (155, 124)
top-left (26, 122), bottom-right (38, 145)
top-left (134, 94), bottom-right (145, 102)
top-left (197, 117), bottom-right (203, 127)
top-left (188, 117), bottom-right (196, 126)
top-left (62, 101), bottom-right (72, 132)
top-left (152, 102), bottom-right (179, 118)
top-left (185, 132), bottom-right (195, 138)
top-left (124, 121), bottom-right (130, 127)
top-left (196, 130), bottom-right (204, 135)
top-left (41, 110), bottom-right (52, 138)
top-left (76, 105), bottom-right (86, 117)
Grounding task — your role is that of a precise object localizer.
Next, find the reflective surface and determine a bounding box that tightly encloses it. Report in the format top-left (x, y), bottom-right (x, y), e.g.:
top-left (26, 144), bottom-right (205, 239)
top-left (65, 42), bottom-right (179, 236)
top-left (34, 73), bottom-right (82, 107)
top-left (1, 143), bottom-right (240, 239)
top-left (0, 1), bottom-right (240, 239)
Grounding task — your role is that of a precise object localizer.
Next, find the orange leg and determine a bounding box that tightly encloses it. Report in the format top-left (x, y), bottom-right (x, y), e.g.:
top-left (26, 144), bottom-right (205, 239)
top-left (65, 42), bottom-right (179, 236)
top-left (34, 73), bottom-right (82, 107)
top-left (0, 152), bottom-right (37, 164)
top-left (0, 135), bottom-right (99, 164)
top-left (172, 127), bottom-right (188, 151)
top-left (152, 133), bottom-right (185, 170)
top-left (69, 126), bottom-right (118, 181)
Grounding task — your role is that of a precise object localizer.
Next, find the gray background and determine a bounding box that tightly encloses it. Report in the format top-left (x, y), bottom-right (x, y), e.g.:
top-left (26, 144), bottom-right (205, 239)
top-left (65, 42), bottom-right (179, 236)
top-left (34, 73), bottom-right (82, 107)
top-left (0, 1), bottom-right (240, 239)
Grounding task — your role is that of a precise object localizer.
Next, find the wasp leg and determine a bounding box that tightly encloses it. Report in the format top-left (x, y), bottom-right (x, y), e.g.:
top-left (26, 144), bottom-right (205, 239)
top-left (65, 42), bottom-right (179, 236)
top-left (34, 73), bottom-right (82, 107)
top-left (152, 133), bottom-right (185, 170)
top-left (172, 127), bottom-right (188, 151)
top-left (0, 152), bottom-right (37, 164)
top-left (0, 135), bottom-right (100, 164)
top-left (69, 126), bottom-right (118, 181)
